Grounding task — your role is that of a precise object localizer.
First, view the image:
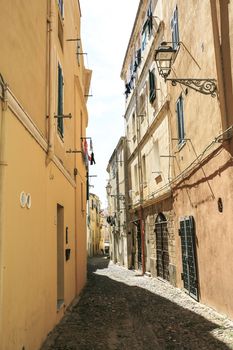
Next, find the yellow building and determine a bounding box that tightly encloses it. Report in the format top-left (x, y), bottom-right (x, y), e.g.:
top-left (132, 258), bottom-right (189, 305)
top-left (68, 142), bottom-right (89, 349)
top-left (120, 0), bottom-right (175, 279)
top-left (0, 1), bottom-right (91, 349)
top-left (106, 137), bottom-right (128, 266)
top-left (120, 0), bottom-right (233, 320)
top-left (88, 193), bottom-right (101, 256)
top-left (159, 0), bottom-right (233, 318)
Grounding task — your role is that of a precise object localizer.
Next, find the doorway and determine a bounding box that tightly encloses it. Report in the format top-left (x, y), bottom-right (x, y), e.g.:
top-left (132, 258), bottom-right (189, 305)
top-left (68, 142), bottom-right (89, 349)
top-left (57, 204), bottom-right (64, 309)
top-left (179, 216), bottom-right (199, 300)
top-left (155, 213), bottom-right (169, 281)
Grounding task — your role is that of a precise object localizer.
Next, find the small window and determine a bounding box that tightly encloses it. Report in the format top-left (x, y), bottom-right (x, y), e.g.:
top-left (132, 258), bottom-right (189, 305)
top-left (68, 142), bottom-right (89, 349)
top-left (147, 2), bottom-right (153, 36)
top-left (153, 140), bottom-right (161, 173)
top-left (149, 69), bottom-right (156, 103)
top-left (142, 155), bottom-right (147, 185)
top-left (57, 64), bottom-right (64, 137)
top-left (176, 95), bottom-right (185, 144)
top-left (132, 113), bottom-right (136, 137)
top-left (137, 48), bottom-right (142, 66)
top-left (141, 27), bottom-right (148, 51)
top-left (58, 0), bottom-right (64, 17)
top-left (134, 164), bottom-right (138, 191)
top-left (171, 6), bottom-right (179, 49)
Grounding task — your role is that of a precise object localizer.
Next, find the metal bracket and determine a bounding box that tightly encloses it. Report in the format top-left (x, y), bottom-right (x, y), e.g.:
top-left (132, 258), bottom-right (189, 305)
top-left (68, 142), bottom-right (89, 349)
top-left (166, 78), bottom-right (217, 97)
top-left (66, 38), bottom-right (81, 42)
top-left (66, 149), bottom-right (82, 154)
top-left (54, 113), bottom-right (72, 119)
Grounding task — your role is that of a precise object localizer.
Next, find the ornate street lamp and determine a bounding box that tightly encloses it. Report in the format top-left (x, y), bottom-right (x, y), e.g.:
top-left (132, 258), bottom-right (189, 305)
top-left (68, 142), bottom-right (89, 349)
top-left (154, 44), bottom-right (177, 79)
top-left (155, 42), bottom-right (217, 97)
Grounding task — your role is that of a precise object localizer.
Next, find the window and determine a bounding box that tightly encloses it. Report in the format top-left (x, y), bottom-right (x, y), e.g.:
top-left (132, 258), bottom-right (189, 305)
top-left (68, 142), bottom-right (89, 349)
top-left (134, 164), bottom-right (138, 191)
top-left (149, 69), bottom-right (156, 103)
top-left (153, 141), bottom-right (161, 173)
top-left (142, 155), bottom-right (147, 185)
top-left (58, 0), bottom-right (64, 17)
top-left (137, 48), bottom-right (142, 66)
top-left (141, 26), bottom-right (148, 51)
top-left (176, 95), bottom-right (185, 144)
top-left (57, 64), bottom-right (64, 137)
top-left (171, 6), bottom-right (179, 49)
top-left (57, 0), bottom-right (64, 48)
top-left (147, 2), bottom-right (153, 36)
top-left (141, 2), bottom-right (153, 51)
top-left (132, 113), bottom-right (136, 139)
top-left (139, 87), bottom-right (146, 122)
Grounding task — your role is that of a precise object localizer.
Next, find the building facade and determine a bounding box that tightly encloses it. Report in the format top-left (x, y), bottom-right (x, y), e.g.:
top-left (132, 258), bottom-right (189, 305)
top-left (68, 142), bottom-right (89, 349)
top-left (106, 137), bottom-right (129, 267)
top-left (87, 193), bottom-right (101, 256)
top-left (118, 0), bottom-right (233, 319)
top-left (0, 1), bottom-right (91, 349)
top-left (99, 209), bottom-right (110, 255)
top-left (160, 0), bottom-right (233, 316)
top-left (121, 0), bottom-right (176, 283)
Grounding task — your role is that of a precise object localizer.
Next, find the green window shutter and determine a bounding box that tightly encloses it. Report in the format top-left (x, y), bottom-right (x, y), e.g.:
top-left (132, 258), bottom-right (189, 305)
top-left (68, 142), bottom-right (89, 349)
top-left (176, 95), bottom-right (184, 144)
top-left (57, 64), bottom-right (64, 137)
top-left (149, 70), bottom-right (156, 103)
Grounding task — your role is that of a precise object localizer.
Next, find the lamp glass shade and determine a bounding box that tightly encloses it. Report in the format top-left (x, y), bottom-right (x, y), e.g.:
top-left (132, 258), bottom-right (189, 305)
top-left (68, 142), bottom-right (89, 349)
top-left (155, 45), bottom-right (176, 79)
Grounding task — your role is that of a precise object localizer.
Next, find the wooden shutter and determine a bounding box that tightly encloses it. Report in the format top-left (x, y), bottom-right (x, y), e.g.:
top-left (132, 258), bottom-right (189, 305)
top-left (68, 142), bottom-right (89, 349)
top-left (149, 70), bottom-right (156, 103)
top-left (176, 96), bottom-right (184, 144)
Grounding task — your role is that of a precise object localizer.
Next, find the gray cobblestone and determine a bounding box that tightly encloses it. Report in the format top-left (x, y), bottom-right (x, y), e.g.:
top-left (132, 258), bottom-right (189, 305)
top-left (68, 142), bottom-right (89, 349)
top-left (41, 257), bottom-right (233, 350)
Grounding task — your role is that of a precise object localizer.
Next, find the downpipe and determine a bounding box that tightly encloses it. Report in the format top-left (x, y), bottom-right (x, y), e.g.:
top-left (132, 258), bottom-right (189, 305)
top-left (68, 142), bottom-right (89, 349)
top-left (46, 0), bottom-right (55, 165)
top-left (0, 73), bottom-right (8, 346)
top-left (139, 205), bottom-right (145, 275)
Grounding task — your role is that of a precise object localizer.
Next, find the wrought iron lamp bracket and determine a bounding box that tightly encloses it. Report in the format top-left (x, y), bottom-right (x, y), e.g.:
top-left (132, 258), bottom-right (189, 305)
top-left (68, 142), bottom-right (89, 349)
top-left (165, 78), bottom-right (217, 97)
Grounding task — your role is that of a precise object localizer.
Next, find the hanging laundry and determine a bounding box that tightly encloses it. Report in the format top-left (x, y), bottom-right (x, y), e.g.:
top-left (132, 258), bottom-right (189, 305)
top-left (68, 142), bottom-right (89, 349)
top-left (90, 152), bottom-right (96, 165)
top-left (83, 139), bottom-right (89, 166)
top-left (88, 138), bottom-right (96, 165)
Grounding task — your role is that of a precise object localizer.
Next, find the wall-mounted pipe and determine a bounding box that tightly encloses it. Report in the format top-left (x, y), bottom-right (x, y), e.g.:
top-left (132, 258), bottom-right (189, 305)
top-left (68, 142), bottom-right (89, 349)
top-left (0, 74), bottom-right (8, 346)
top-left (46, 0), bottom-right (56, 165)
top-left (210, 0), bottom-right (228, 131)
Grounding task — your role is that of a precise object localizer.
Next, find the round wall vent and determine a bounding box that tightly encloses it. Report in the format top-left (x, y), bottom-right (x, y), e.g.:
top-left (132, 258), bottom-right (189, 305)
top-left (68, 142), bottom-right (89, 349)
top-left (26, 193), bottom-right (32, 209)
top-left (20, 192), bottom-right (27, 208)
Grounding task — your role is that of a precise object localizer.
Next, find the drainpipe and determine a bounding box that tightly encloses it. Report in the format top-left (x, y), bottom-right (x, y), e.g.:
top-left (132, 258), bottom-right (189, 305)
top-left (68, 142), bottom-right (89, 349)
top-left (135, 81), bottom-right (145, 274)
top-left (210, 0), bottom-right (228, 131)
top-left (0, 74), bottom-right (8, 346)
top-left (115, 152), bottom-right (121, 263)
top-left (46, 0), bottom-right (55, 165)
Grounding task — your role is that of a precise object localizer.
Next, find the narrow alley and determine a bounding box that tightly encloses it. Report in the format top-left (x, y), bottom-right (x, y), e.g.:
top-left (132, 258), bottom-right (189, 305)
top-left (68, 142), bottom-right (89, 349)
top-left (41, 257), bottom-right (233, 350)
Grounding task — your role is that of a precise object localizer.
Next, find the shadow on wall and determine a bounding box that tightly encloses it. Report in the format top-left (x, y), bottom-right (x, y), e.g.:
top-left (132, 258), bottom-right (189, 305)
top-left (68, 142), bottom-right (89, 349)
top-left (41, 257), bottom-right (231, 350)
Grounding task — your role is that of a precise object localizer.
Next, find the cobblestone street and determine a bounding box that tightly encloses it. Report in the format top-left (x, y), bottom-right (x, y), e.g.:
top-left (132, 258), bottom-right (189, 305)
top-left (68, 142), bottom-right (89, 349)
top-left (41, 257), bottom-right (233, 350)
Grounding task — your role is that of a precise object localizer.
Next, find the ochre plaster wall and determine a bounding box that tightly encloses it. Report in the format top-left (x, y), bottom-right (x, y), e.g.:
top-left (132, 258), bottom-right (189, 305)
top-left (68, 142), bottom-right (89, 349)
top-left (0, 1), bottom-right (89, 349)
top-left (2, 110), bottom-right (77, 349)
top-left (173, 146), bottom-right (233, 318)
top-left (0, 1), bottom-right (48, 136)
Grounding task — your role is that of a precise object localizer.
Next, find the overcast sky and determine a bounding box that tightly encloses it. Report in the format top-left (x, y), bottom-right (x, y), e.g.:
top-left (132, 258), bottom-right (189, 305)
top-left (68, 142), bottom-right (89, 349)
top-left (80, 0), bottom-right (140, 207)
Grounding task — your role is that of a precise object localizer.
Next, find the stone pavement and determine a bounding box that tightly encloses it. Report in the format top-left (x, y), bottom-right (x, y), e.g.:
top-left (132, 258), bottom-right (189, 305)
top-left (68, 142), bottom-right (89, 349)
top-left (41, 256), bottom-right (233, 350)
